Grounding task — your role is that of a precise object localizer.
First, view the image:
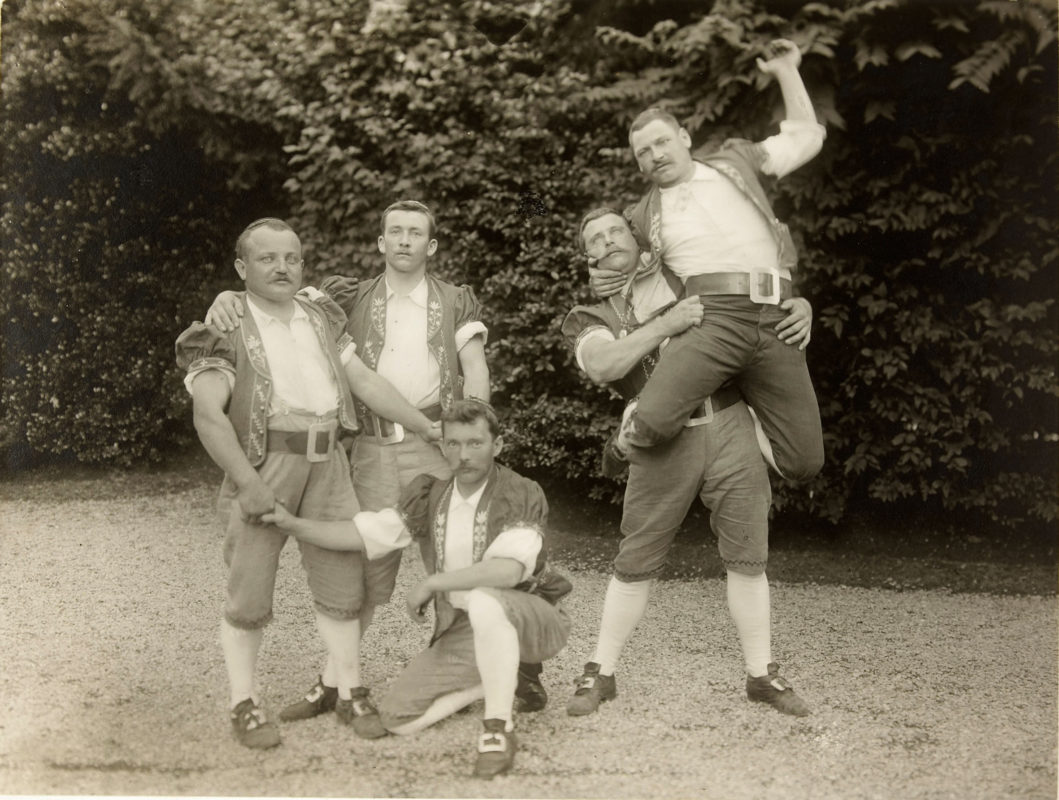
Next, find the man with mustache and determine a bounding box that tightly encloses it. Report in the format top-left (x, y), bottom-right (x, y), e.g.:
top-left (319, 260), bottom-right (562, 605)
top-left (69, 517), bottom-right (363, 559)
top-left (205, 202), bottom-right (546, 723)
top-left (261, 399), bottom-right (572, 779)
top-left (612, 39), bottom-right (826, 487)
top-left (176, 218), bottom-right (441, 748)
top-left (561, 208), bottom-right (813, 717)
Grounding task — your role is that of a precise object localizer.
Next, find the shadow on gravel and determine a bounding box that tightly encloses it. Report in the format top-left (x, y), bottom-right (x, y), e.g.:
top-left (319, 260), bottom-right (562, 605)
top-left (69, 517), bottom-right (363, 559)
top-left (1, 448), bottom-right (1054, 597)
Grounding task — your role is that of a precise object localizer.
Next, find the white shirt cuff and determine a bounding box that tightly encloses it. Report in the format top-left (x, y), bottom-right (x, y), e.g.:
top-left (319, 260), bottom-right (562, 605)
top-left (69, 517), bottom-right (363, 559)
top-left (339, 340), bottom-right (357, 366)
top-left (482, 525), bottom-right (542, 583)
top-left (574, 327), bottom-right (615, 373)
top-left (761, 119), bottom-right (826, 178)
top-left (354, 508), bottom-right (412, 560)
top-left (184, 366), bottom-right (236, 397)
top-left (455, 320), bottom-right (488, 350)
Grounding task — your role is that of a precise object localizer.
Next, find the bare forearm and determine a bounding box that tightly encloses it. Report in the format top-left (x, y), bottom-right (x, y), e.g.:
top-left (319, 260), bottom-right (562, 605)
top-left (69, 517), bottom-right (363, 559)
top-left (283, 517), bottom-right (365, 550)
top-left (193, 406), bottom-right (261, 490)
top-left (347, 361), bottom-right (433, 436)
top-left (583, 319), bottom-right (670, 384)
top-left (773, 67), bottom-right (817, 124)
top-left (458, 338), bottom-right (491, 401)
top-left (424, 558), bottom-right (523, 593)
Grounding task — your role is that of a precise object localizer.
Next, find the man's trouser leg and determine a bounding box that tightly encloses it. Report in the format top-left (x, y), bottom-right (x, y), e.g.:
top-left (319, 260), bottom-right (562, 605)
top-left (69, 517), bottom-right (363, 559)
top-left (734, 303), bottom-right (824, 482)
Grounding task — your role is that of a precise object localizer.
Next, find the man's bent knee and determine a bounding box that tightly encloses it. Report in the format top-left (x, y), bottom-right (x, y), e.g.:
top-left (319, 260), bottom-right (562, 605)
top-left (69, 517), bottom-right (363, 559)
top-left (466, 588), bottom-right (510, 629)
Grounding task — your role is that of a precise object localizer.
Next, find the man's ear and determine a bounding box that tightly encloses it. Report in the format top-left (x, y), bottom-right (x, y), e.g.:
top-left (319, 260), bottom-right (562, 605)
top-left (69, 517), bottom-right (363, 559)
top-left (377, 235), bottom-right (386, 254)
top-left (427, 239), bottom-right (439, 257)
top-left (234, 259), bottom-right (247, 280)
top-left (679, 127), bottom-right (693, 148)
top-left (493, 435), bottom-right (504, 457)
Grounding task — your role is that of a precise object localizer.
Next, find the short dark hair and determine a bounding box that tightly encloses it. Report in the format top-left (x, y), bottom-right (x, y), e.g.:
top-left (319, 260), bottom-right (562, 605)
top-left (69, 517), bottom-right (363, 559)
top-left (628, 107), bottom-right (683, 145)
top-left (577, 206), bottom-right (626, 251)
top-left (235, 218), bottom-right (296, 261)
top-left (441, 398), bottom-right (501, 439)
top-left (380, 200), bottom-right (436, 238)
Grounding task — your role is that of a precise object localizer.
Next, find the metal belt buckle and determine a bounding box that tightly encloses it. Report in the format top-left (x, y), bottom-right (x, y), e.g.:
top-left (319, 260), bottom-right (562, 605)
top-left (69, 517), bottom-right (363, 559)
top-left (372, 415), bottom-right (405, 445)
top-left (748, 267), bottom-right (781, 305)
top-left (305, 421), bottom-right (336, 462)
top-left (685, 399), bottom-right (714, 427)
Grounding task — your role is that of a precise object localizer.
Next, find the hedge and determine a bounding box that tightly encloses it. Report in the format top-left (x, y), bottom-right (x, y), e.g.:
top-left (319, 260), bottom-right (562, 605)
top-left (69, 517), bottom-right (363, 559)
top-left (3, 0), bottom-right (1056, 527)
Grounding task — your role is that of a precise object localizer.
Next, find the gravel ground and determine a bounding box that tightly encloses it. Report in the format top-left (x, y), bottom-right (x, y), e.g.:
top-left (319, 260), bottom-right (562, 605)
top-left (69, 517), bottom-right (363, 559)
top-left (0, 483), bottom-right (1055, 799)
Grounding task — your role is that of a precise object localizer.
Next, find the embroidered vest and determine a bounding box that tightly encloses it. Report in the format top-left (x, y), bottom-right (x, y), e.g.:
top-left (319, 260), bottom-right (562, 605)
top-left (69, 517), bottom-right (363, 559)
top-left (413, 465), bottom-right (549, 641)
top-left (226, 294), bottom-right (358, 466)
top-left (345, 274), bottom-right (466, 420)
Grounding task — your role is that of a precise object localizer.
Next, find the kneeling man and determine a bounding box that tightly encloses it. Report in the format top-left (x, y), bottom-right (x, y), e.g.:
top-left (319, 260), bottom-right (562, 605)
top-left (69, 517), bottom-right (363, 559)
top-left (266, 399), bottom-right (571, 779)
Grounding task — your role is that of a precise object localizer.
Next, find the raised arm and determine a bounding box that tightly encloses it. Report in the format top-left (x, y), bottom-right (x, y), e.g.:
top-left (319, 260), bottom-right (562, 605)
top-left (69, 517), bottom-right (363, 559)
top-left (757, 39), bottom-right (817, 124)
top-left (754, 39), bottom-right (824, 177)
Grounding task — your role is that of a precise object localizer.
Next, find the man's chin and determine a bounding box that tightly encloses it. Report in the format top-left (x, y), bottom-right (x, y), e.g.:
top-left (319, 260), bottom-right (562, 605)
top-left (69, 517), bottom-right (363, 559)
top-left (599, 253), bottom-right (637, 274)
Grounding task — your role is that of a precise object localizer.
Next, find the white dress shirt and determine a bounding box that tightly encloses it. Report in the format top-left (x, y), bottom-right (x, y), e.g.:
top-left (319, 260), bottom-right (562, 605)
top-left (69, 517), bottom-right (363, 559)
top-left (185, 297), bottom-right (352, 426)
top-left (375, 277), bottom-right (487, 409)
top-left (660, 119), bottom-right (825, 282)
top-left (443, 481), bottom-right (542, 609)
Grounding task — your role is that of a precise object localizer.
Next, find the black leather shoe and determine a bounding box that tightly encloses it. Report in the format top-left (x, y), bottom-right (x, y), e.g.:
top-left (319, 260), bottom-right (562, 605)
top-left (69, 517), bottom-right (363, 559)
top-left (473, 719), bottom-right (516, 779)
top-left (514, 662), bottom-right (547, 713)
top-left (279, 676), bottom-right (337, 722)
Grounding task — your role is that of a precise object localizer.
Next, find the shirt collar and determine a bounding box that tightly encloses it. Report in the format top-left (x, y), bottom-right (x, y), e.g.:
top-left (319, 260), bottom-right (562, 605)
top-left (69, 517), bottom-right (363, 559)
top-left (245, 295), bottom-right (308, 327)
top-left (660, 162), bottom-right (714, 193)
top-left (450, 480), bottom-right (487, 511)
top-left (385, 276), bottom-right (429, 308)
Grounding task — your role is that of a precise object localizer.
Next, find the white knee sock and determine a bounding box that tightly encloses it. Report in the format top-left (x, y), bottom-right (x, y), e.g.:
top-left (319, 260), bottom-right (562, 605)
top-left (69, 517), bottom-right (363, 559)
top-left (220, 620), bottom-right (263, 708)
top-left (321, 604), bottom-right (372, 689)
top-left (726, 570), bottom-right (771, 678)
top-left (593, 577), bottom-right (651, 675)
top-left (467, 591), bottom-right (519, 724)
top-left (314, 612), bottom-right (362, 700)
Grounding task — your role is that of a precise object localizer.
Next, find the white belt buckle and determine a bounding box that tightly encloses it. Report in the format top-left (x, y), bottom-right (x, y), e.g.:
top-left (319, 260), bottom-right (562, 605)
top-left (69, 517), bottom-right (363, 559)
top-left (685, 399), bottom-right (714, 427)
top-left (372, 416), bottom-right (405, 445)
top-left (748, 267), bottom-right (781, 305)
top-left (305, 421), bottom-right (336, 462)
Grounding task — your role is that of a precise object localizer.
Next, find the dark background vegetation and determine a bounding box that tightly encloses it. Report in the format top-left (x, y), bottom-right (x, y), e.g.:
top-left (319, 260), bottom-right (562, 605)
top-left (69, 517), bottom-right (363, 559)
top-left (3, 0), bottom-right (1057, 538)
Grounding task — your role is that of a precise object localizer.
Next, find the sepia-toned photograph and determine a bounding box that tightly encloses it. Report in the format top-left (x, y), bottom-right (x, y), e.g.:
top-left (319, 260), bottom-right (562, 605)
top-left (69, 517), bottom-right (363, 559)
top-left (1, 0), bottom-right (1056, 797)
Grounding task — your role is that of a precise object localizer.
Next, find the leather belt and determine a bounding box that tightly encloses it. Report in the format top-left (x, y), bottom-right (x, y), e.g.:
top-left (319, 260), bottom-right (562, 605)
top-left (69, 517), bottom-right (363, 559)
top-left (686, 383), bottom-right (741, 427)
top-left (684, 271), bottom-right (792, 304)
top-left (362, 403), bottom-right (443, 445)
top-left (267, 420), bottom-right (338, 462)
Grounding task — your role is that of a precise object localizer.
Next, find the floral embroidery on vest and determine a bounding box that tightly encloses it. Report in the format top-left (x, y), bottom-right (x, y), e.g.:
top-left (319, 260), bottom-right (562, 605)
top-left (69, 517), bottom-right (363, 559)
top-left (432, 481), bottom-right (453, 573)
top-left (431, 480), bottom-right (494, 571)
top-left (362, 291), bottom-right (387, 370)
top-left (472, 507), bottom-right (490, 562)
top-left (425, 285), bottom-right (456, 408)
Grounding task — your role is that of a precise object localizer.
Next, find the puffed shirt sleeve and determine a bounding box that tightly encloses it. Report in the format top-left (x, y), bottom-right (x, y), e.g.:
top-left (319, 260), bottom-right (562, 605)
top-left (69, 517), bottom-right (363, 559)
top-left (453, 284), bottom-right (488, 349)
top-left (302, 294), bottom-right (356, 365)
top-left (175, 322), bottom-right (236, 396)
top-left (759, 119), bottom-right (826, 179)
top-left (481, 525), bottom-right (544, 583)
top-left (317, 275), bottom-right (361, 318)
top-left (560, 306), bottom-right (615, 374)
top-left (397, 473), bottom-right (439, 540)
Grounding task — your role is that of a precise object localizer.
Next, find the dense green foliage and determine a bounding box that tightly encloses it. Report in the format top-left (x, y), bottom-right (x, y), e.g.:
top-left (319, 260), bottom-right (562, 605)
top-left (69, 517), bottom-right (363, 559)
top-left (3, 0), bottom-right (1056, 527)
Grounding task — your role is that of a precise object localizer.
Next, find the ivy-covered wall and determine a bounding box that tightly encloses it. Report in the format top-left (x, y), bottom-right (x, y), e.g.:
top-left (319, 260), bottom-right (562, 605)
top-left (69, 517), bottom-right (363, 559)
top-left (3, 0), bottom-right (1056, 528)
